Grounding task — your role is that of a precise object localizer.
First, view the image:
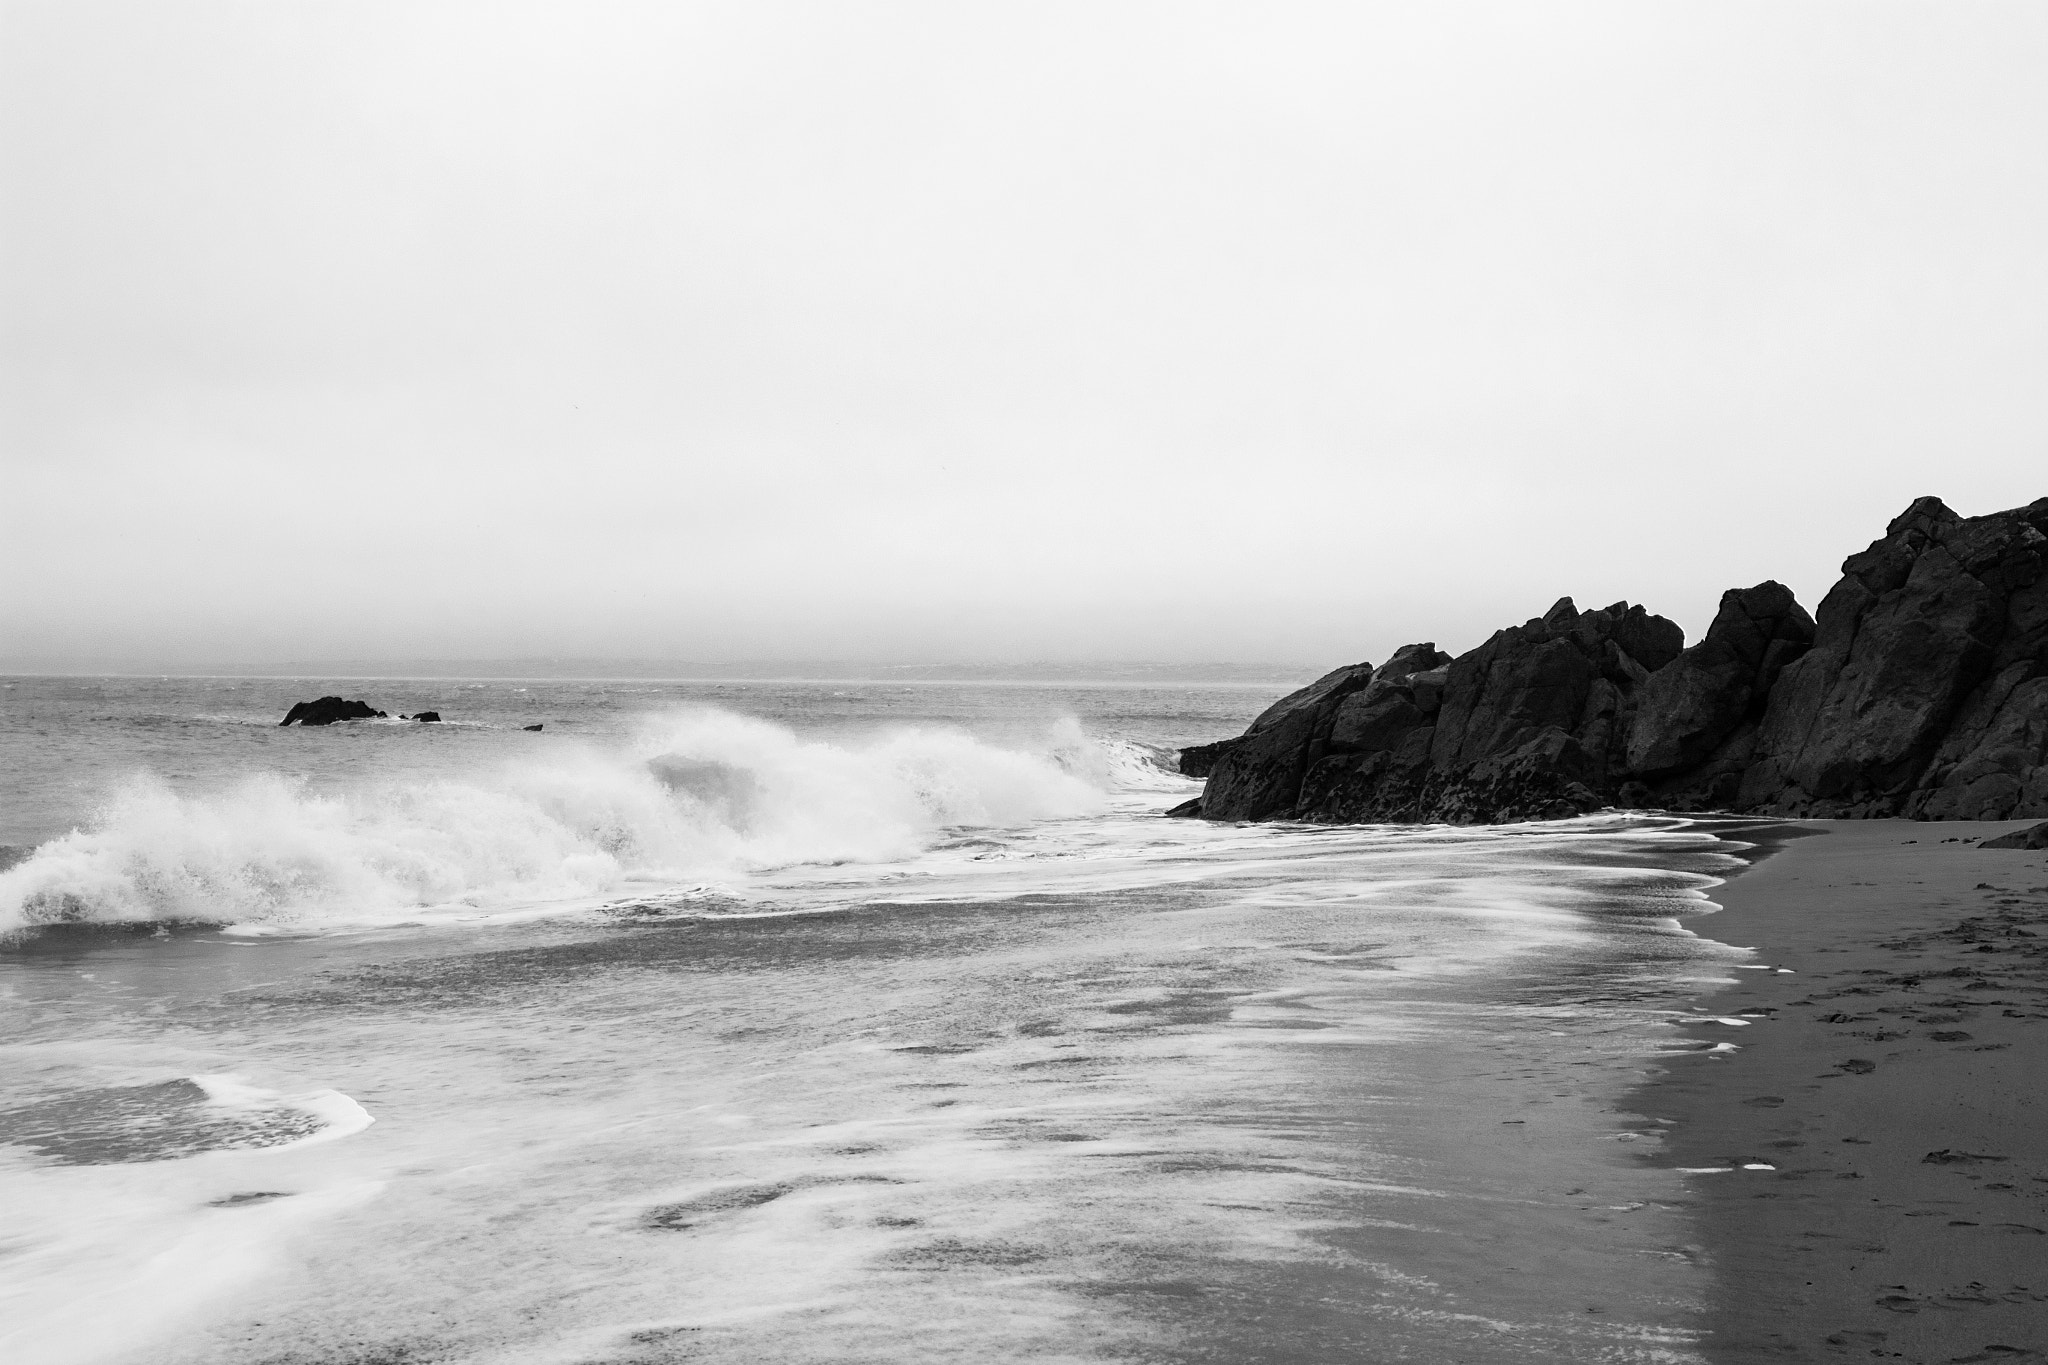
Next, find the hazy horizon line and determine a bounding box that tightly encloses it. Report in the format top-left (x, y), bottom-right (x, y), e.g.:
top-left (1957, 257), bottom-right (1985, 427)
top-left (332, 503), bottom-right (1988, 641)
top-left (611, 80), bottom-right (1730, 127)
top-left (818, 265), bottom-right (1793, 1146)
top-left (0, 656), bottom-right (1323, 685)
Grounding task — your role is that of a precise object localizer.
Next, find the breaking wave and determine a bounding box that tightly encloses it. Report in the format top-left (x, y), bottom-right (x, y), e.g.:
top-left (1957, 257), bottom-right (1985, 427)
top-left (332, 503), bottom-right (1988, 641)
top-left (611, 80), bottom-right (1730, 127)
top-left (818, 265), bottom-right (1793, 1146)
top-left (0, 710), bottom-right (1132, 935)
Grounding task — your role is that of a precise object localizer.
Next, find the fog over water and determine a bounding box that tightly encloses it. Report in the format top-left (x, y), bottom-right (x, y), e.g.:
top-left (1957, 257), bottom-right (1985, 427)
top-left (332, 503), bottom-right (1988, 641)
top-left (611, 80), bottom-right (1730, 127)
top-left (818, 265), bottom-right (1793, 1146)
top-left (4, 2), bottom-right (2045, 670)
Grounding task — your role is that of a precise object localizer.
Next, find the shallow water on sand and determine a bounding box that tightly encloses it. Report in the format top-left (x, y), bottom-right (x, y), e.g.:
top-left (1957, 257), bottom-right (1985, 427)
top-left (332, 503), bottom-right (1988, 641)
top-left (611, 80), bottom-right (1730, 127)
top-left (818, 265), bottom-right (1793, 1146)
top-left (0, 678), bottom-right (1748, 1363)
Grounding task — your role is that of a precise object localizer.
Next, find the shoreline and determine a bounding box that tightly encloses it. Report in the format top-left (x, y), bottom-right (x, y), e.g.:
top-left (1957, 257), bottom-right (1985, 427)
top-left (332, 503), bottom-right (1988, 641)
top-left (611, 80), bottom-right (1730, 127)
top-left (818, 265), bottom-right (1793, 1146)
top-left (1641, 818), bottom-right (2048, 1363)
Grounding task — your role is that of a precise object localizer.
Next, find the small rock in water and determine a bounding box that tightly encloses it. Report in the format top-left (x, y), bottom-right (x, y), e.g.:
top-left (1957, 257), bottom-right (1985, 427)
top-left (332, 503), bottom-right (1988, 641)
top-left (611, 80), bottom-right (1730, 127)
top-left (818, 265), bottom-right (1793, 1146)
top-left (523, 723), bottom-right (543, 732)
top-left (412, 712), bottom-right (442, 723)
top-left (279, 696), bottom-right (386, 727)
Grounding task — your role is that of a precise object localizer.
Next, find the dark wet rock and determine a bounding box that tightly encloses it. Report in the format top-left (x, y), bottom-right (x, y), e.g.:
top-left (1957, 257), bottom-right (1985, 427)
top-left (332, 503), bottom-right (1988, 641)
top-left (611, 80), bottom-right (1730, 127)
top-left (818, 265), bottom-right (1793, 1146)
top-left (1162, 796), bottom-right (1205, 819)
top-left (1739, 496), bottom-right (2048, 819)
top-left (1327, 691), bottom-right (1426, 754)
top-left (1408, 667), bottom-right (1449, 715)
top-left (1981, 821), bottom-right (2048, 850)
top-left (1428, 600), bottom-right (1649, 773)
top-left (1197, 646), bottom-right (1455, 820)
top-left (522, 723), bottom-right (543, 732)
top-left (1195, 600), bottom-right (1678, 823)
top-left (1624, 581), bottom-right (1815, 794)
top-left (411, 712), bottom-right (442, 723)
top-left (1179, 495), bottom-right (2048, 825)
top-left (279, 697), bottom-right (387, 727)
top-left (1177, 739), bottom-right (1239, 779)
top-left (1293, 604), bottom-right (1675, 823)
top-left (1197, 661), bottom-right (1378, 819)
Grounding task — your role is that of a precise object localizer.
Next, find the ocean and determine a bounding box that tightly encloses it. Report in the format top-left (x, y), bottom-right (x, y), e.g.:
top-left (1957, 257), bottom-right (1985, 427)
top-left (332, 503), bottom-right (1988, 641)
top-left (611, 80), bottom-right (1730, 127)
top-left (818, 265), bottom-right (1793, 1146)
top-left (0, 675), bottom-right (1752, 1364)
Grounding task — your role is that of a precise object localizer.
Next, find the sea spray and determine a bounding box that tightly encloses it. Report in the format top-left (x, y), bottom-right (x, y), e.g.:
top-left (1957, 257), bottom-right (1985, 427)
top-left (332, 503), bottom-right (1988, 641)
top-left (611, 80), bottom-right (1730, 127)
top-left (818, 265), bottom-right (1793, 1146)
top-left (0, 709), bottom-right (1114, 934)
top-left (1043, 715), bottom-right (1188, 793)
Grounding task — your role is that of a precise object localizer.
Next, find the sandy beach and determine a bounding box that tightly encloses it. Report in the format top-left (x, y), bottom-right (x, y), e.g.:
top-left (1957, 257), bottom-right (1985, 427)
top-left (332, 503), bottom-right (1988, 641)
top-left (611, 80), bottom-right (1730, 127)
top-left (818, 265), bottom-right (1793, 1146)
top-left (1648, 821), bottom-right (2048, 1363)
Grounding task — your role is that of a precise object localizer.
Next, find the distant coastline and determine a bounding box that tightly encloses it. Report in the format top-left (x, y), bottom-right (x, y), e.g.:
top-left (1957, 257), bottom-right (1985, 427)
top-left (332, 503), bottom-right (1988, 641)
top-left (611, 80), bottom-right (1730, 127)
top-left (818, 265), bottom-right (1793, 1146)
top-left (0, 659), bottom-right (1318, 688)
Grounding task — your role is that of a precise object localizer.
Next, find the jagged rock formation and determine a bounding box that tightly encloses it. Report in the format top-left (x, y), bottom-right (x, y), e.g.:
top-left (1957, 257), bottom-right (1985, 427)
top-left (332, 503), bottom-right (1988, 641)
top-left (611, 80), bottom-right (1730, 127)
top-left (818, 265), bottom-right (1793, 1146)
top-left (1739, 496), bottom-right (2048, 819)
top-left (1196, 605), bottom-right (1685, 824)
top-left (1194, 658), bottom-right (1386, 819)
top-left (1177, 496), bottom-right (2048, 825)
top-left (279, 697), bottom-right (387, 726)
top-left (1621, 581), bottom-right (1816, 808)
top-left (1982, 821), bottom-right (2048, 850)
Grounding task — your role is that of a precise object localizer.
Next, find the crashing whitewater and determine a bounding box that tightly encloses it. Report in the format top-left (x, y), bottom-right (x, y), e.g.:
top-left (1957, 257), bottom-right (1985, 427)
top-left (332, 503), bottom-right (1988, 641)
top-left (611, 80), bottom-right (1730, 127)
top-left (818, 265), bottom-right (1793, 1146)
top-left (0, 710), bottom-right (1178, 935)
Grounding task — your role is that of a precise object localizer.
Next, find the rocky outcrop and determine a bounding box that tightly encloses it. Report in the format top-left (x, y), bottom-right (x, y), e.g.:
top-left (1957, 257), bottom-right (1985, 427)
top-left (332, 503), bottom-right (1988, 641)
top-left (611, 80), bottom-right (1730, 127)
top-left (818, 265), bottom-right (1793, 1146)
top-left (1739, 497), bottom-right (2048, 819)
top-left (411, 712), bottom-right (442, 723)
top-left (1621, 581), bottom-right (1815, 807)
top-left (1176, 496), bottom-right (2048, 825)
top-left (1981, 821), bottom-right (2048, 850)
top-left (279, 697), bottom-right (387, 726)
top-left (1196, 660), bottom-right (1382, 819)
top-left (1282, 604), bottom-right (1682, 824)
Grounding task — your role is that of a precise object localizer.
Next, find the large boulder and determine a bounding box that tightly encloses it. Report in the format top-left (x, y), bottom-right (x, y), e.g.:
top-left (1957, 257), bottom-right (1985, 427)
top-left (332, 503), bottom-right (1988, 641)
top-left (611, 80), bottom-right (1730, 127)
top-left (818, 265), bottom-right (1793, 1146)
top-left (1322, 602), bottom-right (1676, 823)
top-left (1981, 821), bottom-right (2048, 850)
top-left (279, 697), bottom-right (387, 727)
top-left (1623, 581), bottom-right (1815, 795)
top-left (1428, 598), bottom-right (1678, 775)
top-left (1195, 661), bottom-right (1379, 819)
top-left (1738, 497), bottom-right (2048, 818)
top-left (1280, 601), bottom-right (1681, 824)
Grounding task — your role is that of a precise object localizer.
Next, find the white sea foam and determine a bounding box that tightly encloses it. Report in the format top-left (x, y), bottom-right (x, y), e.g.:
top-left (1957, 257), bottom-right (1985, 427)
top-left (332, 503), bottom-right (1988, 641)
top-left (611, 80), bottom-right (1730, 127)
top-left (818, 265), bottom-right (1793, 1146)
top-left (0, 803), bottom-right (1740, 1364)
top-left (0, 1070), bottom-right (381, 1365)
top-left (0, 1159), bottom-right (385, 1365)
top-left (188, 1075), bottom-right (377, 1154)
top-left (0, 710), bottom-right (1120, 934)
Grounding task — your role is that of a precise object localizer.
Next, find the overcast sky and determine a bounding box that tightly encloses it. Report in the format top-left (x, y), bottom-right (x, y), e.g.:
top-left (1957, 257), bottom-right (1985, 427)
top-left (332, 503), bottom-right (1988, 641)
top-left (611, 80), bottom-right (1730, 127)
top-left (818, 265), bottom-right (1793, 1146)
top-left (4, 2), bottom-right (2045, 670)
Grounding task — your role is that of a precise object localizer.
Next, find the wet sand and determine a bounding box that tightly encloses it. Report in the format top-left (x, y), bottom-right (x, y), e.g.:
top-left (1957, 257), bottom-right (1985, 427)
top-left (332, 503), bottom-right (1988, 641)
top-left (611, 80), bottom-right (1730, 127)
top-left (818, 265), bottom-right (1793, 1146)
top-left (1647, 820), bottom-right (2048, 1364)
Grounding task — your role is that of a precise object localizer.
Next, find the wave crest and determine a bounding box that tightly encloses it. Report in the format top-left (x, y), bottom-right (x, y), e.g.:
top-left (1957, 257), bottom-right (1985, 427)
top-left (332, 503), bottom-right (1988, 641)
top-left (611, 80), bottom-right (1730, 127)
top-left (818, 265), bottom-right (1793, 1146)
top-left (0, 710), bottom-right (1115, 935)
